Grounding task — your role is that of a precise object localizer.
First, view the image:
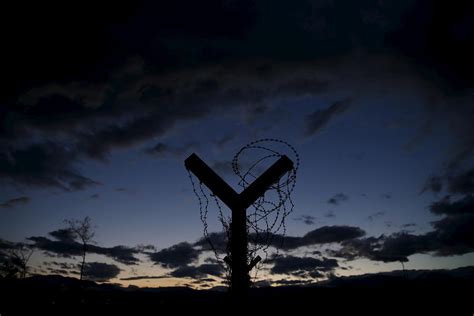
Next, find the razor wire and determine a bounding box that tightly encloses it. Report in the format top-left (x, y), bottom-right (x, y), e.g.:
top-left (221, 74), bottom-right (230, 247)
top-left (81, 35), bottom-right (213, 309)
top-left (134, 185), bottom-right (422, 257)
top-left (187, 138), bottom-right (299, 284)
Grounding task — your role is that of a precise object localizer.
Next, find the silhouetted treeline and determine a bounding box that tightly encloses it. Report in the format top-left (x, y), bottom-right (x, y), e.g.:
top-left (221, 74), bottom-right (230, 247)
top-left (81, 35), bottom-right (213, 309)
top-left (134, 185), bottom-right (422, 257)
top-left (1, 267), bottom-right (472, 314)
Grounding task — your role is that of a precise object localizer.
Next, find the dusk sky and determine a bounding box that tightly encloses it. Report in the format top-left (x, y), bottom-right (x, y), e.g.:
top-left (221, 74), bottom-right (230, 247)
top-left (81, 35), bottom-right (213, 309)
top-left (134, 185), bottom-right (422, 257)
top-left (1, 0), bottom-right (473, 289)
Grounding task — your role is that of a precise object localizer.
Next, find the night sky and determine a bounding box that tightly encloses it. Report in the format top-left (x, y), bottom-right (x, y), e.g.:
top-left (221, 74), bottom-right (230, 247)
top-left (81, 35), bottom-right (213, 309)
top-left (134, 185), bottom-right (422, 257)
top-left (1, 0), bottom-right (473, 289)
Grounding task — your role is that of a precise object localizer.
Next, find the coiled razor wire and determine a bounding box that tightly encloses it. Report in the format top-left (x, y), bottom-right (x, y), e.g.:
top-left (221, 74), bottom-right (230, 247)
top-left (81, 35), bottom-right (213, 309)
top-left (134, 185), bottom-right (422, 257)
top-left (187, 138), bottom-right (299, 285)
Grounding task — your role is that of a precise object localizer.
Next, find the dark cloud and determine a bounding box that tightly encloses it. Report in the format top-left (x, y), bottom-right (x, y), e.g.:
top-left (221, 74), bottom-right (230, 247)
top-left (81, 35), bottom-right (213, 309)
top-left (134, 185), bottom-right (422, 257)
top-left (214, 134), bottom-right (236, 149)
top-left (3, 63), bottom-right (332, 189)
top-left (28, 236), bottom-right (82, 258)
top-left (204, 257), bottom-right (219, 264)
top-left (194, 225), bottom-right (365, 259)
top-left (373, 232), bottom-right (434, 262)
top-left (135, 244), bottom-right (157, 252)
top-left (332, 193), bottom-right (474, 262)
top-left (329, 235), bottom-right (401, 262)
top-left (255, 225), bottom-right (366, 250)
top-left (190, 278), bottom-right (217, 285)
top-left (429, 196), bottom-right (474, 256)
top-left (305, 99), bottom-right (352, 136)
top-left (73, 112), bottom-right (177, 160)
top-left (28, 232), bottom-right (140, 265)
top-left (421, 176), bottom-right (443, 194)
top-left (448, 169), bottom-right (474, 195)
top-left (48, 229), bottom-right (76, 243)
top-left (423, 169), bottom-right (474, 195)
top-left (194, 264), bottom-right (225, 278)
top-left (143, 142), bottom-right (190, 158)
top-left (387, 1), bottom-right (474, 92)
top-left (82, 262), bottom-right (121, 282)
top-left (324, 210), bottom-right (335, 218)
top-left (395, 6), bottom-right (474, 179)
top-left (170, 266), bottom-right (199, 278)
top-left (120, 275), bottom-right (167, 281)
top-left (96, 245), bottom-right (141, 265)
top-left (381, 193), bottom-right (392, 199)
top-left (43, 261), bottom-right (78, 276)
top-left (253, 280), bottom-right (272, 287)
top-left (0, 196), bottom-right (30, 208)
top-left (2, 74), bottom-right (270, 190)
top-left (194, 232), bottom-right (228, 253)
top-left (89, 193), bottom-right (100, 199)
top-left (49, 261), bottom-right (77, 270)
top-left (0, 239), bottom-right (17, 251)
top-left (47, 268), bottom-right (70, 275)
top-left (0, 142), bottom-right (99, 191)
top-left (273, 279), bottom-right (314, 286)
top-left (367, 211), bottom-right (385, 222)
top-left (115, 187), bottom-right (127, 192)
top-left (1, 0), bottom-right (256, 98)
top-left (16, 69), bottom-right (302, 164)
top-left (149, 242), bottom-right (200, 268)
top-left (430, 195), bottom-right (474, 216)
top-left (302, 226), bottom-right (365, 245)
top-left (446, 142), bottom-right (474, 174)
top-left (169, 263), bottom-right (224, 279)
top-left (327, 193), bottom-right (349, 205)
top-left (294, 215), bottom-right (316, 225)
top-left (1, 0), bottom-right (473, 192)
top-left (269, 255), bottom-right (338, 278)
top-left (415, 104), bottom-right (474, 180)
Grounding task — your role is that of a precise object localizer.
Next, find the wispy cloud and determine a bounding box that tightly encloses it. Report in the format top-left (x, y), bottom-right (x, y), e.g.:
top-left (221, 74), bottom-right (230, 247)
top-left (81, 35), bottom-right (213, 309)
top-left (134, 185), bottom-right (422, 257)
top-left (305, 99), bottom-right (352, 137)
top-left (0, 196), bottom-right (31, 208)
top-left (327, 193), bottom-right (349, 205)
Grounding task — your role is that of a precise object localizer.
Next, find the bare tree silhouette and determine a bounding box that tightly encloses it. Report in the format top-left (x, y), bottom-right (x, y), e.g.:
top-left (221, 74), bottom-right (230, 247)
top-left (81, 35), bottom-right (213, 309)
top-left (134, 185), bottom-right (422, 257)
top-left (0, 243), bottom-right (34, 279)
top-left (400, 260), bottom-right (406, 273)
top-left (65, 216), bottom-right (95, 281)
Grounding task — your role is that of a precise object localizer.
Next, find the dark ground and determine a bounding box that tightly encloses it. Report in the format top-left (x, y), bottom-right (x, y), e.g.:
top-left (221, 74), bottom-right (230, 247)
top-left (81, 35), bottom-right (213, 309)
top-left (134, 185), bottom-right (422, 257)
top-left (1, 267), bottom-right (473, 314)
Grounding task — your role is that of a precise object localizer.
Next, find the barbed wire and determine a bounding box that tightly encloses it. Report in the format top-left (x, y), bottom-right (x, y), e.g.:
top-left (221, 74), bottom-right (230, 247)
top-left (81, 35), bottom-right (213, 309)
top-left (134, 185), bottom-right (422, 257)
top-left (187, 138), bottom-right (299, 285)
